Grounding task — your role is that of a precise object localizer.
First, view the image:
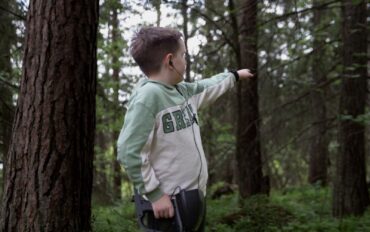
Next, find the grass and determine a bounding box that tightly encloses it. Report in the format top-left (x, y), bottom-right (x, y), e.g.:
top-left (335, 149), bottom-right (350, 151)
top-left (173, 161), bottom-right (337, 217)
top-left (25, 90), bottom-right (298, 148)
top-left (92, 185), bottom-right (370, 232)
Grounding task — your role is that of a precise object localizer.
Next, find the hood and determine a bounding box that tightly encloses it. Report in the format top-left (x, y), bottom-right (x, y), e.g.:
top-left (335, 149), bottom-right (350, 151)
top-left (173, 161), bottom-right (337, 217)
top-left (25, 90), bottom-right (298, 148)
top-left (126, 78), bottom-right (176, 108)
top-left (125, 78), bottom-right (149, 107)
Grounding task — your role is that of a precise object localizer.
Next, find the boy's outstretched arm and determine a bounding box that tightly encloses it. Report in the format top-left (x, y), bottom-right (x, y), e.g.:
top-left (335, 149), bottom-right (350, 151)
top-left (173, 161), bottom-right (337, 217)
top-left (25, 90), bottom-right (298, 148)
top-left (177, 68), bottom-right (254, 109)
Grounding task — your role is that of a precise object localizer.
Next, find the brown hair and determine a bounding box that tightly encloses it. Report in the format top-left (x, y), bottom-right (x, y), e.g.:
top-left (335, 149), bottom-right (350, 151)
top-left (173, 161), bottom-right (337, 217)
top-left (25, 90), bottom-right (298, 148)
top-left (130, 27), bottom-right (183, 76)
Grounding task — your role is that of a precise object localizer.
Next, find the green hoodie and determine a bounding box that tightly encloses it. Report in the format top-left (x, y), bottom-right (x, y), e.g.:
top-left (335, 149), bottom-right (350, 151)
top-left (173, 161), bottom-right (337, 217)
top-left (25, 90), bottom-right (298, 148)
top-left (117, 72), bottom-right (237, 202)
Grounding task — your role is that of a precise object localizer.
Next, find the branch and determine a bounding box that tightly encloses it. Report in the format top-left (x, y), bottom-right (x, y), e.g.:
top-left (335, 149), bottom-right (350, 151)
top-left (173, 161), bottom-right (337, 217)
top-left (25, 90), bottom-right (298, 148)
top-left (0, 96), bottom-right (15, 115)
top-left (0, 5), bottom-right (26, 21)
top-left (190, 7), bottom-right (237, 55)
top-left (261, 63), bottom-right (341, 117)
top-left (204, 41), bottom-right (227, 56)
top-left (259, 39), bottom-right (340, 76)
top-left (258, 0), bottom-right (341, 28)
top-left (0, 76), bottom-right (19, 90)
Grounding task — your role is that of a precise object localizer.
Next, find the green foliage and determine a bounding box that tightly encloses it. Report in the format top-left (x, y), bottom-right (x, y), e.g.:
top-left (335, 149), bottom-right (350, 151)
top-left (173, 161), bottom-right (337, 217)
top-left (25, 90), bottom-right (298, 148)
top-left (206, 193), bottom-right (241, 224)
top-left (206, 194), bottom-right (293, 232)
top-left (92, 186), bottom-right (370, 232)
top-left (268, 144), bottom-right (309, 188)
top-left (272, 185), bottom-right (332, 221)
top-left (92, 199), bottom-right (139, 232)
top-left (236, 195), bottom-right (294, 231)
top-left (339, 109), bottom-right (370, 126)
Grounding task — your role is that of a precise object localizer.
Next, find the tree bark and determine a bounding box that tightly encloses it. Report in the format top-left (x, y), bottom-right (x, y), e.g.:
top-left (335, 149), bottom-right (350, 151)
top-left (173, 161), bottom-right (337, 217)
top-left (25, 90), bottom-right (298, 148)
top-left (0, 0), bottom-right (99, 231)
top-left (236, 0), bottom-right (264, 198)
top-left (308, 0), bottom-right (329, 186)
top-left (332, 0), bottom-right (369, 218)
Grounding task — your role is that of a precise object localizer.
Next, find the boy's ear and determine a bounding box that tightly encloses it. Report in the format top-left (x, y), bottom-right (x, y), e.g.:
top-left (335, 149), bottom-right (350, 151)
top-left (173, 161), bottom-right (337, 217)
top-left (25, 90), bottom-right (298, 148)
top-left (164, 53), bottom-right (173, 67)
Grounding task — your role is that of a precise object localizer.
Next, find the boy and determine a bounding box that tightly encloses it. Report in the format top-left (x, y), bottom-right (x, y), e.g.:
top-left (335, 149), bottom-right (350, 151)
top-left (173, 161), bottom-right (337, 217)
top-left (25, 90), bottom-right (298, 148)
top-left (117, 27), bottom-right (253, 231)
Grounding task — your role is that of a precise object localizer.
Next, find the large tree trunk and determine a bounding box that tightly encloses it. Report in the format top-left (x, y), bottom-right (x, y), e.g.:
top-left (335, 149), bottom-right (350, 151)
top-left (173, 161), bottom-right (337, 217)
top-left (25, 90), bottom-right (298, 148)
top-left (308, 0), bottom-right (329, 186)
top-left (332, 0), bottom-right (369, 217)
top-left (0, 0), bottom-right (99, 231)
top-left (236, 0), bottom-right (264, 198)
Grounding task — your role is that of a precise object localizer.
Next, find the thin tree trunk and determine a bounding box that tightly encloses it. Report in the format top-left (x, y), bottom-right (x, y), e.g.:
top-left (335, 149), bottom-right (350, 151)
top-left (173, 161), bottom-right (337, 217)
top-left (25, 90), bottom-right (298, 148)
top-left (236, 0), bottom-right (264, 198)
top-left (228, 0), bottom-right (241, 68)
top-left (0, 0), bottom-right (99, 231)
top-left (94, 127), bottom-right (112, 204)
top-left (111, 6), bottom-right (122, 201)
top-left (332, 0), bottom-right (369, 218)
top-left (154, 0), bottom-right (161, 27)
top-left (308, 0), bottom-right (328, 186)
top-left (181, 0), bottom-right (191, 82)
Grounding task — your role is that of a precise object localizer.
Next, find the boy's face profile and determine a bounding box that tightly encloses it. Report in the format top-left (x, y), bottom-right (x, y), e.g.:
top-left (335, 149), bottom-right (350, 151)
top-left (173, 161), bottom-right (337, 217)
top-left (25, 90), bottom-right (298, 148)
top-left (166, 39), bottom-right (187, 84)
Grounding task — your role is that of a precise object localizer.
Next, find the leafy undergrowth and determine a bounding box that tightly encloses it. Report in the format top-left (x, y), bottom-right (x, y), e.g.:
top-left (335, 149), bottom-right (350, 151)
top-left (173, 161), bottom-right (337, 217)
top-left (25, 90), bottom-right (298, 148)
top-left (92, 185), bottom-right (370, 232)
top-left (92, 199), bottom-right (140, 232)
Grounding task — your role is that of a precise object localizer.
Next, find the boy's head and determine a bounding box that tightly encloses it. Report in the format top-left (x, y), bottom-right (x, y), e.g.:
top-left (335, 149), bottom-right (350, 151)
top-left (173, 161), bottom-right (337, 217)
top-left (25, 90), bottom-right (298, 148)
top-left (130, 27), bottom-right (184, 77)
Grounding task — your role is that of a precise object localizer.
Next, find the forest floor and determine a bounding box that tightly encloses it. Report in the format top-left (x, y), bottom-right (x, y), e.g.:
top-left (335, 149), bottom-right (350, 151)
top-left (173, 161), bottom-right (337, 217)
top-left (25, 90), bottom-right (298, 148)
top-left (92, 184), bottom-right (370, 232)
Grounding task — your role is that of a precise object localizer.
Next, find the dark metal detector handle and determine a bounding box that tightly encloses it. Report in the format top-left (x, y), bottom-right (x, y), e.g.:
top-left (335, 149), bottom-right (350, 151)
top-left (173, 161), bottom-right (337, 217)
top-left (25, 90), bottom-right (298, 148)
top-left (133, 189), bottom-right (184, 232)
top-left (172, 199), bottom-right (184, 232)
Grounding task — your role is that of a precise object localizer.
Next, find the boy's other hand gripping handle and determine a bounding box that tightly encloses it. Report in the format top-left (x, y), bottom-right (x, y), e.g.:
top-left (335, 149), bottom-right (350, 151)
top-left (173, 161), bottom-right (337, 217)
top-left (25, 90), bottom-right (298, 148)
top-left (152, 194), bottom-right (175, 219)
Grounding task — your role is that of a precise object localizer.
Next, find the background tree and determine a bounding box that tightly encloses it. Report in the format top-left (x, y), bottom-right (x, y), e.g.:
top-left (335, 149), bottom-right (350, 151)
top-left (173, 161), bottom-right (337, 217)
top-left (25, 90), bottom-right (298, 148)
top-left (308, 0), bottom-right (329, 186)
top-left (94, 0), bottom-right (130, 203)
top-left (0, 1), bottom-right (369, 230)
top-left (193, 0), bottom-right (239, 186)
top-left (258, 0), bottom-right (342, 189)
top-left (110, 0), bottom-right (124, 201)
top-left (0, 0), bottom-right (16, 192)
top-left (332, 0), bottom-right (369, 217)
top-left (0, 0), bottom-right (99, 230)
top-left (181, 0), bottom-right (192, 82)
top-left (0, 0), bottom-right (25, 195)
top-left (236, 0), bottom-right (265, 197)
top-left (154, 0), bottom-right (161, 27)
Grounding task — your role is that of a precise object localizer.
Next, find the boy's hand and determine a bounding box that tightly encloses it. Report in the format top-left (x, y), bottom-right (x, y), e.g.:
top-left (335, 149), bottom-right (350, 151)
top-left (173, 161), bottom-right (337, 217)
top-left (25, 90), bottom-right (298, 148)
top-left (237, 69), bottom-right (254, 80)
top-left (152, 194), bottom-right (174, 219)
